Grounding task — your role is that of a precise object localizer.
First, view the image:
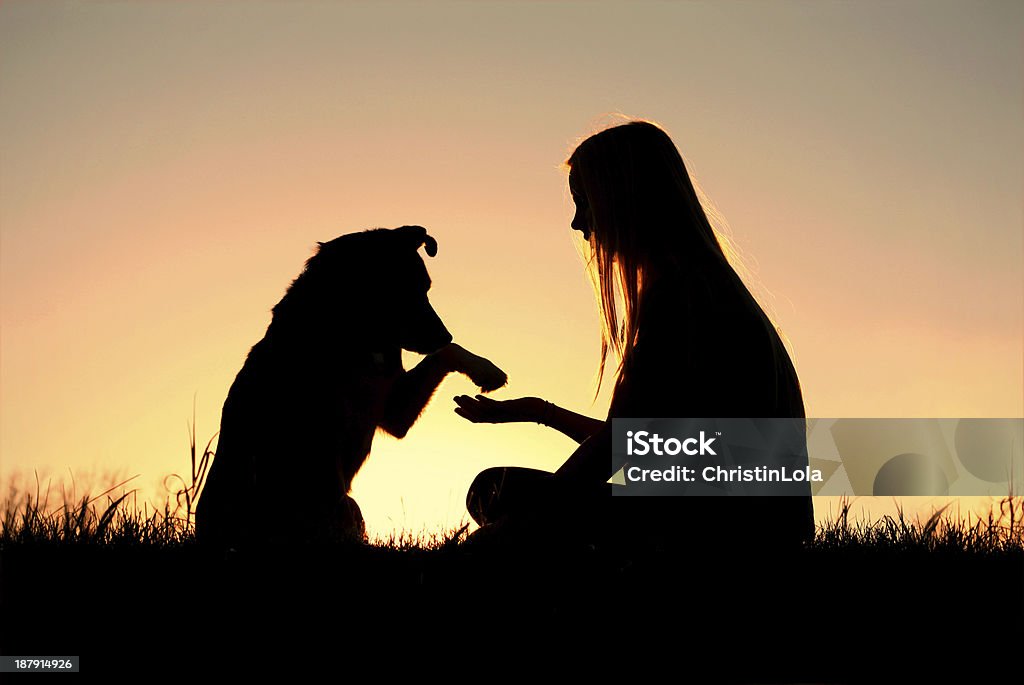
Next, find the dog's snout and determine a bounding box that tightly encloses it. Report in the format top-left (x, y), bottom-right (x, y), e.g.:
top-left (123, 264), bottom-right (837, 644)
top-left (402, 301), bottom-right (452, 354)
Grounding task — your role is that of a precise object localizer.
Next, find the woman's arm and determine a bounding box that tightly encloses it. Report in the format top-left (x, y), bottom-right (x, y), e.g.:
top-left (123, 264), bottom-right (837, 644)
top-left (538, 401), bottom-right (605, 444)
top-left (553, 421), bottom-right (619, 486)
top-left (453, 395), bottom-right (604, 444)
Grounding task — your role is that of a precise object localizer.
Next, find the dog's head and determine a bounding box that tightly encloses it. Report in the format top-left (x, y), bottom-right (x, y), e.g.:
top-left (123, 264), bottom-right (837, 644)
top-left (275, 225), bottom-right (452, 354)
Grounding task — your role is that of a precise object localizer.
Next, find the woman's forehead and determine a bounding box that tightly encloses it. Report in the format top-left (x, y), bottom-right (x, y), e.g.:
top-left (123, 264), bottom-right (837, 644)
top-left (568, 167), bottom-right (582, 194)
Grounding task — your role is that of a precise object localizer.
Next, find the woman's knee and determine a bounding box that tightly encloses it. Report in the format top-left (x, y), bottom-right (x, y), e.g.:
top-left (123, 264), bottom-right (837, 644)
top-left (466, 467), bottom-right (505, 525)
top-left (468, 467), bottom-right (506, 496)
top-left (466, 467), bottom-right (552, 526)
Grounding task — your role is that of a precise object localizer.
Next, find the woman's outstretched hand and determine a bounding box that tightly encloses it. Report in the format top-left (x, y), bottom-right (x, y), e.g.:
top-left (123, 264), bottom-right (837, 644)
top-left (453, 395), bottom-right (545, 424)
top-left (456, 395), bottom-right (603, 444)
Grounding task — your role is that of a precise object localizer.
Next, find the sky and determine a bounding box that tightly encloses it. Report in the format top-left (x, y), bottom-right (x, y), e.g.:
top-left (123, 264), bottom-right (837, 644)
top-left (1, 0), bottom-right (1021, 540)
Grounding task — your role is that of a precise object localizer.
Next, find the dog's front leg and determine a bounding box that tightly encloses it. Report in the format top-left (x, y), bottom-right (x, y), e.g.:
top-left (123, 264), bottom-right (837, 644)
top-left (380, 343), bottom-right (506, 438)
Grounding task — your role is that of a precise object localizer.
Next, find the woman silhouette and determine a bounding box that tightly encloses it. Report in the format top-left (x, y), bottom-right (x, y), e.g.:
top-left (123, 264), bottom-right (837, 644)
top-left (456, 120), bottom-right (813, 554)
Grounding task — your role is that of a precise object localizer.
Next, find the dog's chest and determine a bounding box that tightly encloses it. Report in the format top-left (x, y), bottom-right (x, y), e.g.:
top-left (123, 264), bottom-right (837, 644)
top-left (346, 349), bottom-right (402, 419)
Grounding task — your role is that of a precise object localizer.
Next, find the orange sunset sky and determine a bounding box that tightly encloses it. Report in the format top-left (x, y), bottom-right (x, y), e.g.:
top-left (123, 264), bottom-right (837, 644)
top-left (1, 1), bottom-right (1021, 539)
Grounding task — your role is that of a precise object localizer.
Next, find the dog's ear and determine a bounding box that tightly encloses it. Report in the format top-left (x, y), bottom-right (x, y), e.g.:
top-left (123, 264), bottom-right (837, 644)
top-left (393, 225), bottom-right (438, 257)
top-left (422, 234), bottom-right (438, 258)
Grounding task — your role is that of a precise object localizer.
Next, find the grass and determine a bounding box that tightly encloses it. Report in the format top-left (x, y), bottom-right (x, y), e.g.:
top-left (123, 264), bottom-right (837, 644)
top-left (5, 480), bottom-right (1021, 553)
top-left (815, 495), bottom-right (1023, 555)
top-left (0, 473), bottom-right (476, 550)
top-left (5, 414), bottom-right (1020, 551)
top-left (2, 458), bottom-right (1021, 553)
top-left (4, 436), bottom-right (1019, 552)
top-left (1, 431), bottom-right (1021, 677)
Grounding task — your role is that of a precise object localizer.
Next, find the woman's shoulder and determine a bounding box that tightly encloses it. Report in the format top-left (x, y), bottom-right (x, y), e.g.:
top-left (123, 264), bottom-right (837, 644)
top-left (643, 264), bottom-right (747, 305)
top-left (612, 266), bottom-right (803, 419)
top-left (638, 267), bottom-right (761, 342)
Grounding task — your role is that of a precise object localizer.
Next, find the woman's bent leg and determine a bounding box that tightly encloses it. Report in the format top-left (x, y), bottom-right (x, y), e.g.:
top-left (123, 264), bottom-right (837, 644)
top-left (466, 466), bottom-right (554, 527)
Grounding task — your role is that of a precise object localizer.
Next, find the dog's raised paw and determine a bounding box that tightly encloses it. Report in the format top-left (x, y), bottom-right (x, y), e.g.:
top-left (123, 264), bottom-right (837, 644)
top-left (464, 356), bottom-right (507, 392)
top-left (478, 371), bottom-right (508, 392)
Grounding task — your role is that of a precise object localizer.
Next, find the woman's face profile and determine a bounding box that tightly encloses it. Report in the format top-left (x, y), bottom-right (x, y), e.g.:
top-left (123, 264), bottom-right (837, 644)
top-left (568, 169), bottom-right (592, 241)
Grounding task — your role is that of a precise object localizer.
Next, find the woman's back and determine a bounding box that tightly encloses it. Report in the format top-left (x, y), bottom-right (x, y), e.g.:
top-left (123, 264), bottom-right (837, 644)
top-left (607, 266), bottom-right (814, 551)
top-left (611, 268), bottom-right (803, 416)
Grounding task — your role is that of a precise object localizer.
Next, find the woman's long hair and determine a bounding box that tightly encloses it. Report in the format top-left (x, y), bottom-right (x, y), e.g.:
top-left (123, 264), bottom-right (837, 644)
top-left (564, 119), bottom-right (792, 403)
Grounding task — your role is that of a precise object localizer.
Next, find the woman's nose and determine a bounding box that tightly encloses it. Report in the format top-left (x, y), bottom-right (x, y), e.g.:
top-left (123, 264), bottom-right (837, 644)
top-left (571, 210), bottom-right (586, 233)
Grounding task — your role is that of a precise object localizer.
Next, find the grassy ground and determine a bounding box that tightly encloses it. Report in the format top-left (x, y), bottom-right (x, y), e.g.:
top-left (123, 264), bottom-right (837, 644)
top-left (2, 442), bottom-right (1022, 679)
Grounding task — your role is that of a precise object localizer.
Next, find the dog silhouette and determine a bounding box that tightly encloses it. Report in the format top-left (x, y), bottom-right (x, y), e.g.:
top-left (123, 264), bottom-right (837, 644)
top-left (196, 225), bottom-right (506, 548)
